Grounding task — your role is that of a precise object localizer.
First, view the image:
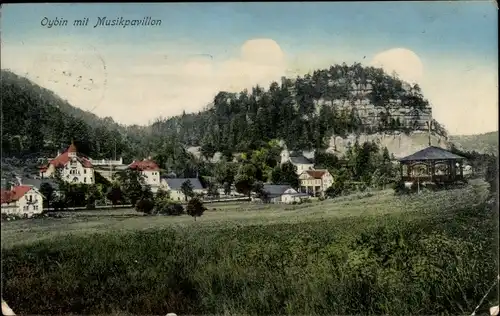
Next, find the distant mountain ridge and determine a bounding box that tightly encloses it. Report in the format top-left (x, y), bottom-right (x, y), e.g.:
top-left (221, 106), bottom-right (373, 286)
top-left (449, 131), bottom-right (498, 155)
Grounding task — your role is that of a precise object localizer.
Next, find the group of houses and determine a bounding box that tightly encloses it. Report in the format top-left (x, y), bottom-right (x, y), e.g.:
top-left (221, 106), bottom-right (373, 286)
top-left (1, 139), bottom-right (472, 217)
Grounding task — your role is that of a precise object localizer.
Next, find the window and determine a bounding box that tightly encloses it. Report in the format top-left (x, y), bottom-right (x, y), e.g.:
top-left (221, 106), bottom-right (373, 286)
top-left (90, 177), bottom-right (93, 182)
top-left (29, 195), bottom-right (33, 202)
top-left (34, 205), bottom-right (38, 210)
top-left (84, 169), bottom-right (87, 174)
top-left (84, 178), bottom-right (87, 183)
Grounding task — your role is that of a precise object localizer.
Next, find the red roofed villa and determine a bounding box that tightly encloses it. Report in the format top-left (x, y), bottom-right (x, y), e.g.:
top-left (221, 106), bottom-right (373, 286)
top-left (298, 169), bottom-right (333, 197)
top-left (1, 185), bottom-right (44, 217)
top-left (39, 141), bottom-right (95, 184)
top-left (128, 158), bottom-right (161, 192)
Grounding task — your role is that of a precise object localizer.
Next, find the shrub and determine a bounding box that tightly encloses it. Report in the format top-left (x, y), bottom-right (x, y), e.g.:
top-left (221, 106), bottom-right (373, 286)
top-left (156, 199), bottom-right (184, 216)
top-left (135, 199), bottom-right (155, 214)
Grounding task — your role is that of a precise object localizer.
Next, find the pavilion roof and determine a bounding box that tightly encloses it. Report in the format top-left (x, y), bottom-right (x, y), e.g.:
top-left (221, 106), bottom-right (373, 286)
top-left (398, 146), bottom-right (466, 162)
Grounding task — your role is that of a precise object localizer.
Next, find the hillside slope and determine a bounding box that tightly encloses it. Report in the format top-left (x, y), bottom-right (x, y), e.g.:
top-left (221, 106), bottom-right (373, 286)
top-left (449, 131), bottom-right (498, 155)
top-left (0, 70), bottom-right (135, 160)
top-left (153, 62), bottom-right (449, 157)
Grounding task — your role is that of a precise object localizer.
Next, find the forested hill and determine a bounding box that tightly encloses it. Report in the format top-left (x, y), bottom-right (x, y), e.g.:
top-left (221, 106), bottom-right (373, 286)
top-left (151, 62), bottom-right (448, 157)
top-left (2, 63), bottom-right (449, 162)
top-left (0, 69), bottom-right (148, 161)
top-left (449, 131), bottom-right (498, 155)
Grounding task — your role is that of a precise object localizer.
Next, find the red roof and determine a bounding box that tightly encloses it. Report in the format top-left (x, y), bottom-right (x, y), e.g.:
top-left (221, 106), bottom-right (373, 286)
top-left (129, 159), bottom-right (160, 171)
top-left (305, 170), bottom-right (328, 179)
top-left (1, 185), bottom-right (32, 204)
top-left (68, 142), bottom-right (77, 153)
top-left (43, 144), bottom-right (93, 170)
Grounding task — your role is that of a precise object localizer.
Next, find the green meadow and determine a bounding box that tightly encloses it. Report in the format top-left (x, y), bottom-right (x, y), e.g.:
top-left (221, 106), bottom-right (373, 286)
top-left (1, 180), bottom-right (497, 315)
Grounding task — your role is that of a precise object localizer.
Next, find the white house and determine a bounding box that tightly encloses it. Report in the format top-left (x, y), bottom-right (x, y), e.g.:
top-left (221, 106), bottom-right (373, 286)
top-left (253, 184), bottom-right (310, 204)
top-left (128, 159), bottom-right (161, 193)
top-left (161, 178), bottom-right (205, 201)
top-left (1, 185), bottom-right (44, 217)
top-left (39, 142), bottom-right (95, 185)
top-left (280, 149), bottom-right (315, 175)
top-left (299, 169), bottom-right (333, 197)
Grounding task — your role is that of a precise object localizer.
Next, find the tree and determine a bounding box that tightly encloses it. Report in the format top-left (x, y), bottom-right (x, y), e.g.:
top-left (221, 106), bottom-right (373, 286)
top-left (106, 184), bottom-right (123, 207)
top-left (85, 184), bottom-right (103, 209)
top-left (235, 163), bottom-right (257, 197)
top-left (155, 188), bottom-right (170, 201)
top-left (39, 182), bottom-right (54, 209)
top-left (117, 170), bottom-right (145, 206)
top-left (207, 181), bottom-right (219, 199)
top-left (270, 161), bottom-right (299, 189)
top-left (135, 199), bottom-right (155, 215)
top-left (223, 182), bottom-right (232, 196)
top-left (252, 181), bottom-right (270, 203)
top-left (186, 197), bottom-right (207, 221)
top-left (180, 180), bottom-right (195, 202)
top-left (485, 155), bottom-right (497, 197)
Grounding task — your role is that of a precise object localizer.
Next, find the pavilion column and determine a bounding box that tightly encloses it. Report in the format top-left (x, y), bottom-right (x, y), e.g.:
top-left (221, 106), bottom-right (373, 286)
top-left (431, 161), bottom-right (436, 182)
top-left (459, 160), bottom-right (463, 178)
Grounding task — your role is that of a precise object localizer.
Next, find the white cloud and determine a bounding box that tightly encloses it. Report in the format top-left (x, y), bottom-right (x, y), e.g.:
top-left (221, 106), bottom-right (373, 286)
top-left (370, 48), bottom-right (497, 135)
top-left (1, 39), bottom-right (497, 135)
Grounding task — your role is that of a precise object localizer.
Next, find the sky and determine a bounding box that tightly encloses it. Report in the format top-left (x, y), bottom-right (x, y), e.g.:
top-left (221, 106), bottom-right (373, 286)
top-left (1, 2), bottom-right (498, 135)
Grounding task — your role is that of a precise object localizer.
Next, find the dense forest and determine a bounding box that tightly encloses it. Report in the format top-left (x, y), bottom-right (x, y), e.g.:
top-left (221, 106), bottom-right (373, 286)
top-left (151, 62), bottom-right (447, 156)
top-left (2, 63), bottom-right (447, 163)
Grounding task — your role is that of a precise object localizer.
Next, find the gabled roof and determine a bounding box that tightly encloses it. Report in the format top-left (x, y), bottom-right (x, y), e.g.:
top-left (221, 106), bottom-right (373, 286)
top-left (304, 169), bottom-right (328, 179)
top-left (1, 185), bottom-right (34, 204)
top-left (263, 184), bottom-right (294, 197)
top-left (129, 159), bottom-right (160, 171)
top-left (164, 178), bottom-right (203, 190)
top-left (398, 146), bottom-right (466, 162)
top-left (289, 156), bottom-right (313, 165)
top-left (22, 178), bottom-right (60, 191)
top-left (45, 144), bottom-right (93, 169)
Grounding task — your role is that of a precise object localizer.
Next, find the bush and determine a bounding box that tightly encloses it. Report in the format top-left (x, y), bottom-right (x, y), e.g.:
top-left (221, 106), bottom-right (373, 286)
top-left (156, 199), bottom-right (184, 216)
top-left (135, 199), bottom-right (155, 214)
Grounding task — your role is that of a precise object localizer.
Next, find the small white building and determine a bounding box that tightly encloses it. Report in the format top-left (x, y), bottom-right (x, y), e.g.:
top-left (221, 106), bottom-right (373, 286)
top-left (299, 169), bottom-right (333, 197)
top-left (128, 159), bottom-right (161, 193)
top-left (1, 185), bottom-right (44, 217)
top-left (280, 149), bottom-right (315, 175)
top-left (253, 184), bottom-right (310, 204)
top-left (161, 178), bottom-right (205, 201)
top-left (39, 142), bottom-right (95, 185)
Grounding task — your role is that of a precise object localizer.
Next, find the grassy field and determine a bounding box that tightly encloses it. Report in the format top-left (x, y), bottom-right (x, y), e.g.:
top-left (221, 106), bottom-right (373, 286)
top-left (1, 180), bottom-right (498, 315)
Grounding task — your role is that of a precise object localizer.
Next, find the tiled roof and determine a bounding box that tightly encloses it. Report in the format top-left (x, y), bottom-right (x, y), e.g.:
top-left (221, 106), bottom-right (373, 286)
top-left (164, 178), bottom-right (203, 190)
top-left (304, 170), bottom-right (328, 179)
top-left (129, 159), bottom-right (160, 171)
top-left (68, 141), bottom-right (77, 153)
top-left (1, 185), bottom-right (32, 204)
top-left (398, 146), bottom-right (465, 162)
top-left (44, 144), bottom-right (93, 169)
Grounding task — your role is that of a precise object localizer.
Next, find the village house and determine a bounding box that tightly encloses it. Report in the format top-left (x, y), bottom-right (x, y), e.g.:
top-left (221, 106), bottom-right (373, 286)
top-left (22, 178), bottom-right (62, 197)
top-left (252, 184), bottom-right (310, 204)
top-left (39, 141), bottom-right (95, 184)
top-left (280, 148), bottom-right (315, 175)
top-left (299, 169), bottom-right (333, 197)
top-left (1, 185), bottom-right (44, 217)
top-left (128, 159), bottom-right (161, 193)
top-left (161, 178), bottom-right (205, 201)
